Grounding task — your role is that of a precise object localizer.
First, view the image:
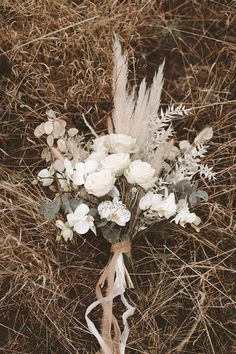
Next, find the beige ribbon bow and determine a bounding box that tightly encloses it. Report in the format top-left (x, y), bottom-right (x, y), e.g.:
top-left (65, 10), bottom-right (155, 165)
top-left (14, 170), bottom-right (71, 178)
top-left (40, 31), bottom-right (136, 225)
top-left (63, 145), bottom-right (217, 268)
top-left (85, 241), bottom-right (135, 354)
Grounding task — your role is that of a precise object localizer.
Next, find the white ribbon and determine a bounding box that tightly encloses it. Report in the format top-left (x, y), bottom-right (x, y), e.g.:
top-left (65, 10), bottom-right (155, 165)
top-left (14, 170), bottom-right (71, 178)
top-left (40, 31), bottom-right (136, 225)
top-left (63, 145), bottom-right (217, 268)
top-left (85, 253), bottom-right (135, 354)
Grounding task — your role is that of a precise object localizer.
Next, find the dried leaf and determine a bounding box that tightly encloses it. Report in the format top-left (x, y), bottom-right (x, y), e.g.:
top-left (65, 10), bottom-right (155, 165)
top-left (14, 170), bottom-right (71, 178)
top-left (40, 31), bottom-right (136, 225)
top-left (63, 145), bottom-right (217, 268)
top-left (44, 120), bottom-right (53, 135)
top-left (34, 123), bottom-right (45, 138)
top-left (194, 127), bottom-right (213, 145)
top-left (47, 134), bottom-right (54, 147)
top-left (68, 128), bottom-right (78, 137)
top-left (57, 138), bottom-right (67, 152)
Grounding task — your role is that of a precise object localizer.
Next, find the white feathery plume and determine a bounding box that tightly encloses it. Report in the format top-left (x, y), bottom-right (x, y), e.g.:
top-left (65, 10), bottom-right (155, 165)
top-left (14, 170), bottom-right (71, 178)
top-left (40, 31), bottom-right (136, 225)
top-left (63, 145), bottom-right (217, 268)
top-left (112, 35), bottom-right (134, 134)
top-left (112, 35), bottom-right (165, 154)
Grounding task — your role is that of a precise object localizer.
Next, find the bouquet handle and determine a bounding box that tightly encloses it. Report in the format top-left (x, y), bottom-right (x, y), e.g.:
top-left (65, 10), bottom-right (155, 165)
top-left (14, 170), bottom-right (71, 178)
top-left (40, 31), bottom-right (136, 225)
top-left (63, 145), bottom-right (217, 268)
top-left (85, 241), bottom-right (135, 354)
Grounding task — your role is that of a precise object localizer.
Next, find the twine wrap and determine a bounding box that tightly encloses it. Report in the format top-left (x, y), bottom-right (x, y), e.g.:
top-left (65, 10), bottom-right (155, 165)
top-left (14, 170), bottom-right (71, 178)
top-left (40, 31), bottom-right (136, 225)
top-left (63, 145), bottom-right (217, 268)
top-left (85, 241), bottom-right (135, 354)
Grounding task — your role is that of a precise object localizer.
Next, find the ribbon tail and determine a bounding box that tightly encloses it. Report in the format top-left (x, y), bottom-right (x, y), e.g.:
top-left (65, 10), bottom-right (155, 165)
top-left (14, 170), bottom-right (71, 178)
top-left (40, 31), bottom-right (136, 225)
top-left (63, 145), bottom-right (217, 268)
top-left (85, 298), bottom-right (112, 354)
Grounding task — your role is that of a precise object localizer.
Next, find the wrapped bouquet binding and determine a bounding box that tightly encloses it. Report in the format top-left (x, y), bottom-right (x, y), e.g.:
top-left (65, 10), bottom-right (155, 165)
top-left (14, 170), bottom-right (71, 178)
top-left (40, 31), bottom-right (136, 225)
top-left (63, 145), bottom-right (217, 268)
top-left (33, 36), bottom-right (215, 354)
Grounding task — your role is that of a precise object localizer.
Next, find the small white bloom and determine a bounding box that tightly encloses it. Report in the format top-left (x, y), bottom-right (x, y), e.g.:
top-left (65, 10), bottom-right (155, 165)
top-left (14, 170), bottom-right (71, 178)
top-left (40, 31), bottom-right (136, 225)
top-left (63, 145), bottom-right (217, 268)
top-left (155, 193), bottom-right (177, 219)
top-left (101, 153), bottom-right (130, 176)
top-left (37, 168), bottom-right (54, 186)
top-left (98, 200), bottom-right (131, 226)
top-left (139, 191), bottom-right (162, 210)
top-left (173, 201), bottom-right (201, 229)
top-left (140, 191), bottom-right (177, 220)
top-left (84, 169), bottom-right (115, 197)
top-left (72, 160), bottom-right (98, 186)
top-left (124, 160), bottom-right (156, 190)
top-left (56, 220), bottom-right (73, 241)
top-left (67, 203), bottom-right (96, 235)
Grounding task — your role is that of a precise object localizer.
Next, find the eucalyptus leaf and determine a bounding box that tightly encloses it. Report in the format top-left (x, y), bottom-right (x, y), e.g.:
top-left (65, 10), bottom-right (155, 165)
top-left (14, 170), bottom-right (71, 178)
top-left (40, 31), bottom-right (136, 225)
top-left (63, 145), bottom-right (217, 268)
top-left (69, 198), bottom-right (82, 211)
top-left (189, 190), bottom-right (208, 207)
top-left (61, 194), bottom-right (71, 213)
top-left (40, 197), bottom-right (61, 220)
top-left (100, 225), bottom-right (120, 244)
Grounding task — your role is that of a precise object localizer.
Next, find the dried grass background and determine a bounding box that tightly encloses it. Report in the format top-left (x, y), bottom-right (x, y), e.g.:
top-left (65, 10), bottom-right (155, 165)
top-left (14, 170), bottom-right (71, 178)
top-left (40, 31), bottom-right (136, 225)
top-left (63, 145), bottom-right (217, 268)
top-left (0, 1), bottom-right (236, 353)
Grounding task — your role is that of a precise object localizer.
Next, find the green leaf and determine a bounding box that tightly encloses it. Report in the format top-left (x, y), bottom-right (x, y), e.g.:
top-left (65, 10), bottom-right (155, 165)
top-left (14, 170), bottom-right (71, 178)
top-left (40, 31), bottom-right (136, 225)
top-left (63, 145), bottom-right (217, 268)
top-left (100, 224), bottom-right (120, 244)
top-left (40, 197), bottom-right (61, 220)
top-left (68, 198), bottom-right (82, 211)
top-left (61, 194), bottom-right (71, 213)
top-left (189, 190), bottom-right (208, 207)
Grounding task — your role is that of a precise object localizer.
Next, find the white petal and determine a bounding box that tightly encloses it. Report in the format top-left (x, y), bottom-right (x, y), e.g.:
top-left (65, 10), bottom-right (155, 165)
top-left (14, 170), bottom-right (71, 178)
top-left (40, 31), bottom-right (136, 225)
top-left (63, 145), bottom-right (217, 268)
top-left (67, 213), bottom-right (79, 227)
top-left (74, 220), bottom-right (90, 234)
top-left (62, 228), bottom-right (73, 241)
top-left (84, 160), bottom-right (98, 174)
top-left (64, 158), bottom-right (73, 177)
top-left (38, 168), bottom-right (51, 178)
top-left (139, 192), bottom-right (154, 210)
top-left (55, 220), bottom-right (65, 231)
top-left (75, 162), bottom-right (86, 173)
top-left (74, 203), bottom-right (89, 217)
top-left (72, 171), bottom-right (85, 186)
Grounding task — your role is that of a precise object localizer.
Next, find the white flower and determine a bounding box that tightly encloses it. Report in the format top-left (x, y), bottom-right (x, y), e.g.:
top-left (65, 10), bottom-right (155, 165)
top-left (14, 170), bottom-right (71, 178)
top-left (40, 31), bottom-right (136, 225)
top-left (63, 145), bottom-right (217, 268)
top-left (108, 134), bottom-right (138, 153)
top-left (139, 191), bottom-right (162, 210)
top-left (155, 193), bottom-right (177, 219)
top-left (72, 160), bottom-right (98, 186)
top-left (173, 201), bottom-right (201, 229)
top-left (92, 134), bottom-right (138, 154)
top-left (124, 160), bottom-right (156, 190)
top-left (56, 220), bottom-right (73, 241)
top-left (84, 169), bottom-right (116, 197)
top-left (98, 200), bottom-right (131, 226)
top-left (101, 153), bottom-right (130, 176)
top-left (67, 204), bottom-right (96, 235)
top-left (139, 191), bottom-right (177, 219)
top-left (87, 150), bottom-right (108, 163)
top-left (37, 168), bottom-right (54, 186)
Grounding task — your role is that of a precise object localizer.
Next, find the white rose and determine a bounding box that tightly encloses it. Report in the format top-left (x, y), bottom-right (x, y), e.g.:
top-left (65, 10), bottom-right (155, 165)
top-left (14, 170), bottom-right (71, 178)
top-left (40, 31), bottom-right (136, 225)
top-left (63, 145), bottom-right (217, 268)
top-left (124, 160), bottom-right (156, 190)
top-left (108, 134), bottom-right (138, 153)
top-left (101, 153), bottom-right (130, 176)
top-left (84, 169), bottom-right (116, 197)
top-left (92, 134), bottom-right (138, 154)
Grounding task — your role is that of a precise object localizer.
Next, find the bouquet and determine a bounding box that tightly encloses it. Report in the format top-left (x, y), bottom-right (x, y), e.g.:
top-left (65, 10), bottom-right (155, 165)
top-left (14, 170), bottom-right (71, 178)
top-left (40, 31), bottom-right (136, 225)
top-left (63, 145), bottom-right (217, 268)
top-left (33, 36), bottom-right (215, 354)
